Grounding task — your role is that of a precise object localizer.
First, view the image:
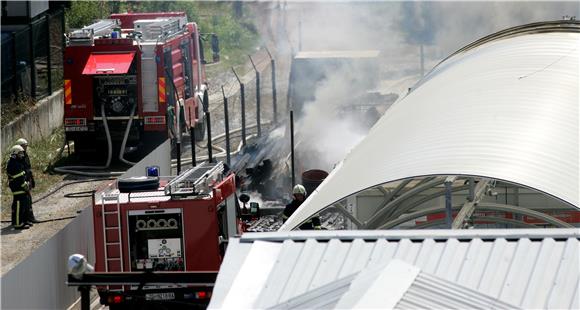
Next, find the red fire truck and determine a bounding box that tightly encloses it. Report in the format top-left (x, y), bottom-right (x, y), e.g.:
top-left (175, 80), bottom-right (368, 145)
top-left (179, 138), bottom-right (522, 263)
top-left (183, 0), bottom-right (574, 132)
top-left (63, 12), bottom-right (217, 157)
top-left (90, 162), bottom-right (242, 308)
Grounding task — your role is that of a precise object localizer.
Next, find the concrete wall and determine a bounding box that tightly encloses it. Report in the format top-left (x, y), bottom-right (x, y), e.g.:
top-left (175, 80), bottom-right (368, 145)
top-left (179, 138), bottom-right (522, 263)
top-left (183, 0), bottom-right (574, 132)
top-left (1, 90), bottom-right (63, 151)
top-left (0, 207), bottom-right (94, 310)
top-left (0, 140), bottom-right (171, 309)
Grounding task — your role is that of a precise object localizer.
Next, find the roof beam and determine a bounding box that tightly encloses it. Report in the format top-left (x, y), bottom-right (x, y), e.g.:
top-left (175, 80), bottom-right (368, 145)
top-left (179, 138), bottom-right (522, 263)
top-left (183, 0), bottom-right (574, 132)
top-left (365, 177), bottom-right (443, 229)
top-left (477, 203), bottom-right (574, 228)
top-left (390, 184), bottom-right (470, 220)
top-left (331, 202), bottom-right (364, 228)
top-left (452, 179), bottom-right (490, 229)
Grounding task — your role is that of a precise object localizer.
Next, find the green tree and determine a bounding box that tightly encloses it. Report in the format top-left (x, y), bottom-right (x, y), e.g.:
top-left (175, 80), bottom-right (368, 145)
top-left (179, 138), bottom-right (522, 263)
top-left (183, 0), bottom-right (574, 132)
top-left (65, 1), bottom-right (112, 30)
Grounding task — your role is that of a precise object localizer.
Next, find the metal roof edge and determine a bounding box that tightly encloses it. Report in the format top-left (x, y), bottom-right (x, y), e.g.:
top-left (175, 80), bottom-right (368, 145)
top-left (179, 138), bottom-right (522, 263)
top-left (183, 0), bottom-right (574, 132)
top-left (240, 228), bottom-right (580, 243)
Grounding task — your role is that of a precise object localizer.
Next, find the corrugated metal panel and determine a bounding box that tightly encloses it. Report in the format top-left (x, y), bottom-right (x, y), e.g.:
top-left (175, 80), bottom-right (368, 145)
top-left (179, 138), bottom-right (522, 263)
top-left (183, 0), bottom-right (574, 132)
top-left (208, 229), bottom-right (580, 309)
top-left (282, 23), bottom-right (579, 231)
top-left (397, 272), bottom-right (519, 309)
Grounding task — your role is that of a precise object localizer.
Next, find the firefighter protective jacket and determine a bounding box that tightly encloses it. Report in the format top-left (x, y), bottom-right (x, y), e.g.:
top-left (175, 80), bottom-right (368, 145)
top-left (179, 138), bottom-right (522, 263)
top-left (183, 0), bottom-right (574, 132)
top-left (22, 152), bottom-right (35, 188)
top-left (283, 199), bottom-right (321, 230)
top-left (6, 156), bottom-right (28, 195)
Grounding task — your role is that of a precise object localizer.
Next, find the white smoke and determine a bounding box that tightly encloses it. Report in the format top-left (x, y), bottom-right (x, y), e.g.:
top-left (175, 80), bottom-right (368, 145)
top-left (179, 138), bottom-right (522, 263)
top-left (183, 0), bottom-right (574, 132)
top-left (257, 0), bottom-right (578, 175)
top-left (296, 69), bottom-right (369, 172)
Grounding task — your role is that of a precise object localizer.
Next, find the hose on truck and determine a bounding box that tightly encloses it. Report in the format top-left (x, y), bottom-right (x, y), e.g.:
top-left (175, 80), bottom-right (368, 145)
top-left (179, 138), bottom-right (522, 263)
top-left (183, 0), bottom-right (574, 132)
top-left (118, 103), bottom-right (138, 165)
top-left (53, 103), bottom-right (134, 176)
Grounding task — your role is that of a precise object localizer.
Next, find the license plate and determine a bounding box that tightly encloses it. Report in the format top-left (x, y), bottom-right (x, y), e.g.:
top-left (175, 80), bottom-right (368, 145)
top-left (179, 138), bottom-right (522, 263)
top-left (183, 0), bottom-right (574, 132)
top-left (145, 292), bottom-right (175, 301)
top-left (64, 126), bottom-right (88, 132)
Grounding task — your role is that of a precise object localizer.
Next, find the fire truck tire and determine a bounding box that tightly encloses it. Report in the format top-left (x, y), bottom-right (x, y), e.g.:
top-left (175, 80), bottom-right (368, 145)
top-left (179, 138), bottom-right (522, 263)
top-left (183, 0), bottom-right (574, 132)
top-left (117, 176), bottom-right (160, 193)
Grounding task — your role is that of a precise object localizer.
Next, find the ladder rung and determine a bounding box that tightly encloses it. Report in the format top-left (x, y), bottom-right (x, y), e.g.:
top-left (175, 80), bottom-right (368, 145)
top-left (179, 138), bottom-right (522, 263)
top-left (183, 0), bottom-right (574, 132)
top-left (103, 211), bottom-right (119, 214)
top-left (106, 242), bottom-right (120, 245)
top-left (105, 227), bottom-right (119, 229)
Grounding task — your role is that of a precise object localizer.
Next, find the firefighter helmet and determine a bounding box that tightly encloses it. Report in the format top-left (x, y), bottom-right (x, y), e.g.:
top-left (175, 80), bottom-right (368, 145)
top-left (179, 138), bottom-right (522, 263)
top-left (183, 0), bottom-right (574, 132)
top-left (292, 184), bottom-right (307, 196)
top-left (10, 145), bottom-right (24, 156)
top-left (16, 138), bottom-right (28, 147)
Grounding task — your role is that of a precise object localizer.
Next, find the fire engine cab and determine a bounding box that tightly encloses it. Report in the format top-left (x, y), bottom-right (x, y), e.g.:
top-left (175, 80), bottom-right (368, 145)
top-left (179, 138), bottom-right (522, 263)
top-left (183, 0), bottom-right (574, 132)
top-left (63, 12), bottom-right (217, 157)
top-left (92, 162), bottom-right (240, 308)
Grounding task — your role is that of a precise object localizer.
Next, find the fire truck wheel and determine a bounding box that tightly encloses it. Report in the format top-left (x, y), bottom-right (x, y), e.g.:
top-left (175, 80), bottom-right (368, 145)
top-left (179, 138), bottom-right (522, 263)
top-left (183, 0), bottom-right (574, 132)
top-left (117, 176), bottom-right (160, 193)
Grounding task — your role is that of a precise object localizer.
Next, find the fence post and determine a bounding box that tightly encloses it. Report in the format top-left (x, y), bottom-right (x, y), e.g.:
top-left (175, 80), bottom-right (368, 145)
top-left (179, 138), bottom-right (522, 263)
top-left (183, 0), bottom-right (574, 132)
top-left (206, 110), bottom-right (213, 163)
top-left (11, 32), bottom-right (17, 97)
top-left (290, 110), bottom-right (295, 187)
top-left (222, 86), bottom-right (231, 166)
top-left (202, 89), bottom-right (213, 163)
top-left (29, 21), bottom-right (36, 99)
top-left (232, 67), bottom-right (246, 146)
top-left (46, 14), bottom-right (52, 94)
top-left (248, 55), bottom-right (261, 137)
top-left (266, 47), bottom-right (277, 124)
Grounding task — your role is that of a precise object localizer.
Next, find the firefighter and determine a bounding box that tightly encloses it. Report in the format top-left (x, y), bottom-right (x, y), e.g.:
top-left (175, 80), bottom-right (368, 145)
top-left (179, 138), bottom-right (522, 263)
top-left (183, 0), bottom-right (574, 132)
top-left (6, 145), bottom-right (31, 230)
top-left (16, 138), bottom-right (35, 190)
top-left (16, 138), bottom-right (38, 224)
top-left (282, 184), bottom-right (321, 230)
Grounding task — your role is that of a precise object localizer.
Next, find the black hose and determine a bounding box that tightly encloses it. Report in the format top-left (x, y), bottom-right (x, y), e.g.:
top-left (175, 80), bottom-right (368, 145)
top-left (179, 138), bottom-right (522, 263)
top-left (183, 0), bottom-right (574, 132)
top-left (1, 215), bottom-right (78, 224)
top-left (63, 190), bottom-right (96, 198)
top-left (32, 178), bottom-right (114, 204)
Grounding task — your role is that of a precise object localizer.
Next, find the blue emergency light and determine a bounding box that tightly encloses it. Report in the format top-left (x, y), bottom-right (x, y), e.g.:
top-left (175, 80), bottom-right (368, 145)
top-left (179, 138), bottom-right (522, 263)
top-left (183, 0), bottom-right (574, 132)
top-left (146, 166), bottom-right (160, 177)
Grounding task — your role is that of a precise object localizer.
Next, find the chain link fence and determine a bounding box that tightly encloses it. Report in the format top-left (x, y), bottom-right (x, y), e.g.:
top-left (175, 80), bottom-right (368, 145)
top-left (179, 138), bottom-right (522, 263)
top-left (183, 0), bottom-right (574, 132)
top-left (1, 8), bottom-right (64, 104)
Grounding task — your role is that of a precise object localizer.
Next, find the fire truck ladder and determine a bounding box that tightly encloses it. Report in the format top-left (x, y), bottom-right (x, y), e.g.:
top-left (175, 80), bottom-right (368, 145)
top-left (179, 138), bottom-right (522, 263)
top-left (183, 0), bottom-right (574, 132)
top-left (164, 161), bottom-right (224, 197)
top-left (100, 190), bottom-right (125, 275)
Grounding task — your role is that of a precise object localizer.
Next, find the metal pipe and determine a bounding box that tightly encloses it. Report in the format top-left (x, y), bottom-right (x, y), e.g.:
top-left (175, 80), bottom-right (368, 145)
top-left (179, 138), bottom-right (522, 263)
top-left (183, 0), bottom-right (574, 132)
top-left (232, 67), bottom-right (246, 146)
top-left (189, 107), bottom-right (196, 167)
top-left (468, 177), bottom-right (475, 201)
top-left (444, 176), bottom-right (455, 228)
top-left (365, 178), bottom-right (444, 229)
top-left (452, 179), bottom-right (490, 229)
top-left (379, 205), bottom-right (463, 230)
top-left (478, 203), bottom-right (574, 228)
top-left (222, 86), bottom-right (231, 166)
top-left (290, 110), bottom-right (295, 187)
top-left (266, 47), bottom-right (278, 124)
top-left (390, 184), bottom-right (470, 220)
top-left (249, 55), bottom-right (261, 137)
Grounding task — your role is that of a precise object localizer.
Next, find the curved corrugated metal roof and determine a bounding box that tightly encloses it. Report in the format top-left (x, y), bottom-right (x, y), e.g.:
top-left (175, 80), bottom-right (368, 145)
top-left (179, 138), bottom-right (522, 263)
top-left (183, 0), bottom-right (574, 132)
top-left (281, 21), bottom-right (579, 230)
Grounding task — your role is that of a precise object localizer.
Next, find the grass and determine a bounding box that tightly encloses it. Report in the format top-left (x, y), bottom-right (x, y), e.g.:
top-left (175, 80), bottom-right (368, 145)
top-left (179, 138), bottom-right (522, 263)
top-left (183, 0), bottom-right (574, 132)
top-left (1, 128), bottom-right (67, 220)
top-left (1, 93), bottom-right (36, 123)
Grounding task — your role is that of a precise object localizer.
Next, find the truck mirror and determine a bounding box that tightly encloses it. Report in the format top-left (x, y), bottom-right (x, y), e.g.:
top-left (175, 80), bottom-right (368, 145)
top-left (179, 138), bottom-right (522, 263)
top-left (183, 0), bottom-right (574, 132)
top-left (211, 34), bottom-right (220, 62)
top-left (239, 193), bottom-right (250, 203)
